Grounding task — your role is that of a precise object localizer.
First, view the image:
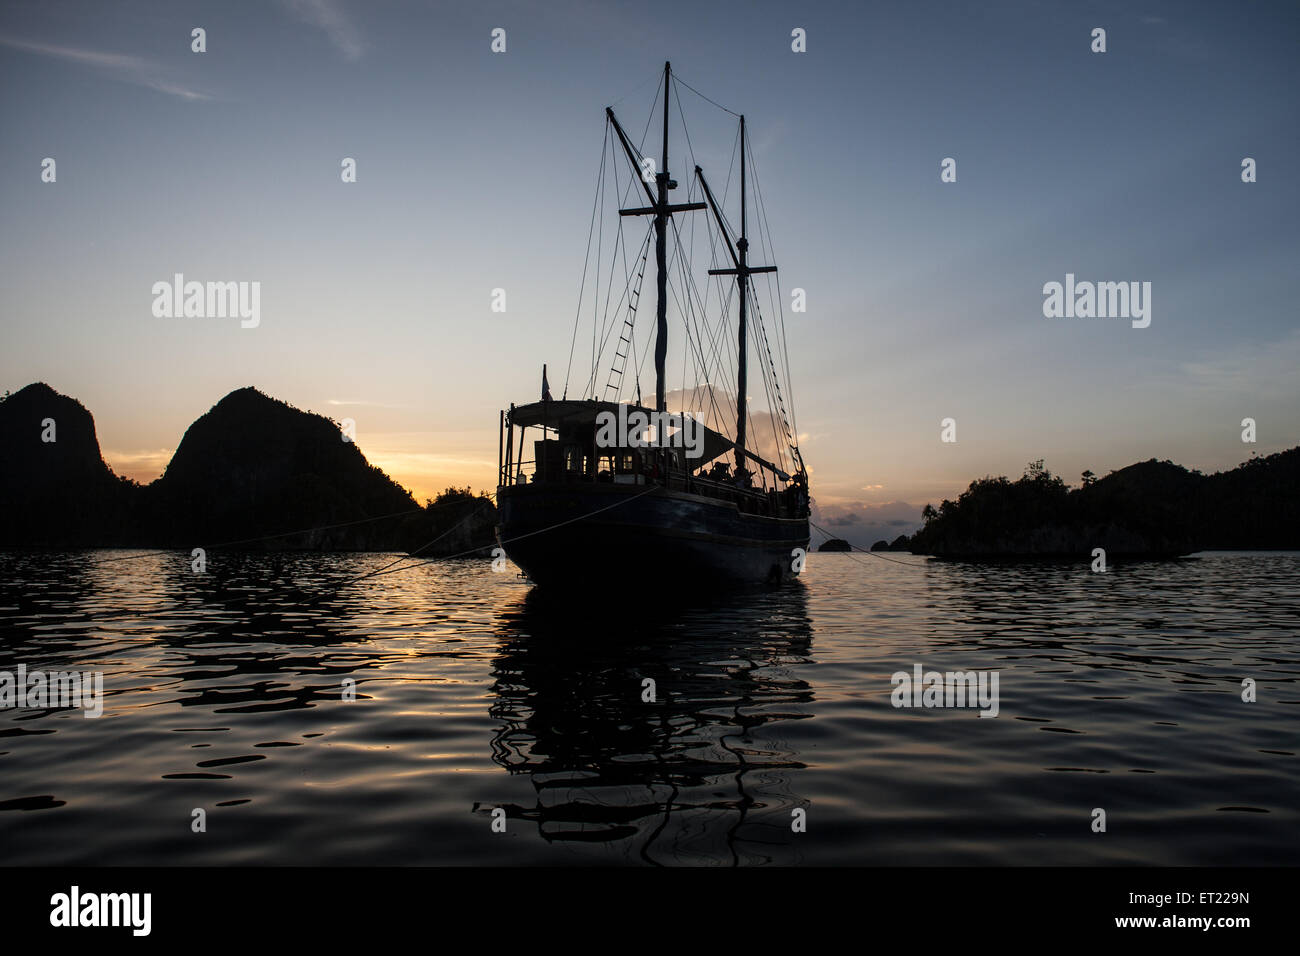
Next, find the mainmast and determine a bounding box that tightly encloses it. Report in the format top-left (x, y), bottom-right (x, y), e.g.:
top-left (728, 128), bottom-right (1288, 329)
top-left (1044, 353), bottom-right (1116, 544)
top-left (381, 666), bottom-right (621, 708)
top-left (736, 115), bottom-right (749, 474)
top-left (654, 62), bottom-right (670, 414)
top-left (607, 62), bottom-right (705, 414)
top-left (698, 116), bottom-right (777, 480)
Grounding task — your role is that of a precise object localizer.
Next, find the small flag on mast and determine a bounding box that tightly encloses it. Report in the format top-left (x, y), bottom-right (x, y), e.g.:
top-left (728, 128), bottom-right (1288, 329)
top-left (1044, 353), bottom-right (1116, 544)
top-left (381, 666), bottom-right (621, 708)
top-left (541, 364), bottom-right (552, 402)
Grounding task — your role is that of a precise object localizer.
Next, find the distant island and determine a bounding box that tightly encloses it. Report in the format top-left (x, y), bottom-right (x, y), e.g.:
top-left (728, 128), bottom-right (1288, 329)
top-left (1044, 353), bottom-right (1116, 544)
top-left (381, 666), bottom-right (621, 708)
top-left (818, 537), bottom-right (907, 552)
top-left (871, 537), bottom-right (912, 552)
top-left (902, 455), bottom-right (1299, 558)
top-left (0, 382), bottom-right (496, 554)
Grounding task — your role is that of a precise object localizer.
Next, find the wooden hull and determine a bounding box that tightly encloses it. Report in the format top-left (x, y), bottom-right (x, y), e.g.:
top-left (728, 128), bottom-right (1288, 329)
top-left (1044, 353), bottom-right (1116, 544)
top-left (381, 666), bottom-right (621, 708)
top-left (496, 482), bottom-right (809, 589)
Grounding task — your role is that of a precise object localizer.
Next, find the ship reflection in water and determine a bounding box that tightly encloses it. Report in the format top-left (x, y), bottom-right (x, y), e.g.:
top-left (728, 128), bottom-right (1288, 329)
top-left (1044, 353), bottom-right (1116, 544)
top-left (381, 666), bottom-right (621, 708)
top-left (1, 551), bottom-right (1298, 866)
top-left (487, 586), bottom-right (814, 865)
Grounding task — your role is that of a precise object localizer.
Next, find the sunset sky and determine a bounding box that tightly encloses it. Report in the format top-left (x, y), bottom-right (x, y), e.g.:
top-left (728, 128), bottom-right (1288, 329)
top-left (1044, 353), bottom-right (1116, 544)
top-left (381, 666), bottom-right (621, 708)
top-left (2, 0), bottom-right (1297, 545)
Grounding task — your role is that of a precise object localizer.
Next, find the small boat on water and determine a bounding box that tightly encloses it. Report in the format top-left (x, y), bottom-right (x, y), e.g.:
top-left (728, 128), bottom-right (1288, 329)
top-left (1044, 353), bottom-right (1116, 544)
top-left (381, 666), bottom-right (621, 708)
top-left (496, 63), bottom-right (809, 589)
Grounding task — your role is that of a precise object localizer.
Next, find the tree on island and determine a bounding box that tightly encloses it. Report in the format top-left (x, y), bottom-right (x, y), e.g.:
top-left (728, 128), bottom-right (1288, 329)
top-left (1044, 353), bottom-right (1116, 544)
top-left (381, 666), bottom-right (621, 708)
top-left (910, 451), bottom-right (1300, 557)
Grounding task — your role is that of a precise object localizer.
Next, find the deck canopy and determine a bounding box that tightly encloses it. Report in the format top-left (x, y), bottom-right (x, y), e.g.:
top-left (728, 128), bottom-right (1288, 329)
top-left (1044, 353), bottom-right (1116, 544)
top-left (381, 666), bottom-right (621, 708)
top-left (508, 399), bottom-right (790, 479)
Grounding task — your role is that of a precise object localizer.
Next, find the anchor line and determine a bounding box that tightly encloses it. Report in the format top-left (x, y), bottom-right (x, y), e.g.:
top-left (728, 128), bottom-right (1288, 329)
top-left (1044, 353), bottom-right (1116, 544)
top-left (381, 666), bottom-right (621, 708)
top-left (808, 520), bottom-right (931, 568)
top-left (68, 487), bottom-right (660, 648)
top-left (74, 501), bottom-right (488, 567)
top-left (357, 485), bottom-right (663, 583)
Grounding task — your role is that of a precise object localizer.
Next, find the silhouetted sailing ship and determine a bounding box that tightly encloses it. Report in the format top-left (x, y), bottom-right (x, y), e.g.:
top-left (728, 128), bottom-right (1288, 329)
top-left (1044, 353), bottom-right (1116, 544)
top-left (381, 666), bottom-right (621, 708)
top-left (496, 63), bottom-right (809, 588)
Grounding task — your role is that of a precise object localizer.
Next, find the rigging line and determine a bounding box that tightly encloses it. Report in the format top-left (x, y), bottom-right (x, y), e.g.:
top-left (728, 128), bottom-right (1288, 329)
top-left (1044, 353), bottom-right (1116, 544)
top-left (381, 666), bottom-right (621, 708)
top-left (679, 100), bottom-right (707, 329)
top-left (668, 213), bottom-right (732, 435)
top-left (754, 213), bottom-right (791, 425)
top-left (607, 67), bottom-right (663, 111)
top-left (722, 273), bottom-right (780, 478)
top-left (679, 311), bottom-right (687, 411)
top-left (593, 125), bottom-right (633, 394)
top-left (739, 284), bottom-right (775, 419)
top-left (698, 130), bottom-right (744, 436)
top-left (630, 269), bottom-right (643, 404)
top-left (632, 73), bottom-right (663, 177)
top-left (684, 151), bottom-right (757, 445)
top-left (748, 282), bottom-right (794, 452)
top-left (634, 266), bottom-right (658, 398)
top-left (628, 243), bottom-right (656, 404)
top-left (674, 79), bottom-right (699, 191)
top-left (608, 227), bottom-right (650, 400)
top-left (698, 281), bottom-right (738, 439)
top-left (613, 233), bottom-right (652, 402)
top-left (720, 122), bottom-right (740, 219)
top-left (704, 272), bottom-right (740, 428)
top-left (747, 285), bottom-right (787, 473)
top-left (741, 134), bottom-right (783, 411)
top-left (609, 189), bottom-right (642, 395)
top-left (809, 520), bottom-right (932, 567)
top-left (596, 140), bottom-right (624, 374)
top-left (599, 125), bottom-right (655, 374)
top-left (360, 485), bottom-right (663, 583)
top-left (590, 130), bottom-right (608, 394)
top-left (682, 180), bottom-right (722, 411)
top-left (747, 132), bottom-right (800, 444)
top-left (565, 121), bottom-right (610, 399)
top-left (588, 118), bottom-right (650, 399)
top-left (751, 275), bottom-right (795, 471)
top-left (686, 156), bottom-right (701, 289)
top-left (584, 177), bottom-right (636, 398)
top-left (681, 192), bottom-right (704, 407)
top-left (665, 247), bottom-right (708, 398)
top-left (677, 208), bottom-right (726, 368)
top-left (665, 244), bottom-right (726, 438)
top-left (690, 293), bottom-right (723, 422)
top-left (595, 224), bottom-right (653, 398)
top-left (689, 132), bottom-right (745, 401)
top-left (675, 227), bottom-right (717, 412)
top-left (672, 72), bottom-right (741, 118)
top-left (699, 206), bottom-right (738, 395)
top-left (712, 283), bottom-right (737, 395)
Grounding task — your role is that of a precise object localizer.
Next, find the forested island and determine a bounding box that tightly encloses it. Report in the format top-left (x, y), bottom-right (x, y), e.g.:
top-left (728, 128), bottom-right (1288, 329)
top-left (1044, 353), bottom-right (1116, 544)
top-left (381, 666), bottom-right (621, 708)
top-left (900, 453), bottom-right (1299, 558)
top-left (0, 383), bottom-right (496, 554)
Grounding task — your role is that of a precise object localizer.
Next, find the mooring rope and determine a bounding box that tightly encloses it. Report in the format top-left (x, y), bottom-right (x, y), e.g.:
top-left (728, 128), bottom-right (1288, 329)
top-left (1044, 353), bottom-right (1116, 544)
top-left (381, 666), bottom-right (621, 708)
top-left (808, 519), bottom-right (931, 568)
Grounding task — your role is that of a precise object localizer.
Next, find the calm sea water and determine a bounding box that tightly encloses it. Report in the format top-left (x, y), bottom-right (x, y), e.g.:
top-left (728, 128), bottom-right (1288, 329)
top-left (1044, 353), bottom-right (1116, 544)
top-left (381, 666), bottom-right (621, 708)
top-left (0, 550), bottom-right (1295, 866)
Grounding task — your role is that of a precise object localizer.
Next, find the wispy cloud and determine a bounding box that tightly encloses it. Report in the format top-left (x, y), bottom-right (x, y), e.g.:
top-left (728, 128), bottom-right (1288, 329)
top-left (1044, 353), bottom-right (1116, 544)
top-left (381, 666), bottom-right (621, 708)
top-left (1177, 329), bottom-right (1300, 400)
top-left (278, 0), bottom-right (365, 61)
top-left (0, 36), bottom-right (211, 100)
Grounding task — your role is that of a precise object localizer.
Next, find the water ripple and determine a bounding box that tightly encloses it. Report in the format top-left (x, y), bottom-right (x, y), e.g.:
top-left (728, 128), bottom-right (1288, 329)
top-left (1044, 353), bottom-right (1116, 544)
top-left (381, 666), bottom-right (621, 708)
top-left (0, 549), bottom-right (1296, 865)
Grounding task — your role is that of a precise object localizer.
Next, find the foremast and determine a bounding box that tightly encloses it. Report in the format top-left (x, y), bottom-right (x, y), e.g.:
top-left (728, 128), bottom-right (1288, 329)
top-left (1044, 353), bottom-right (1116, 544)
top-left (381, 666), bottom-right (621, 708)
top-left (606, 62), bottom-right (705, 415)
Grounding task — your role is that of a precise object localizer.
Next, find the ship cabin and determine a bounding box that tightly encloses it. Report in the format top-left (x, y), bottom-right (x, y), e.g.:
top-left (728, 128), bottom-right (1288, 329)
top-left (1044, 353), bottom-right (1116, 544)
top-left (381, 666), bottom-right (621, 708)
top-left (499, 399), bottom-right (806, 519)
